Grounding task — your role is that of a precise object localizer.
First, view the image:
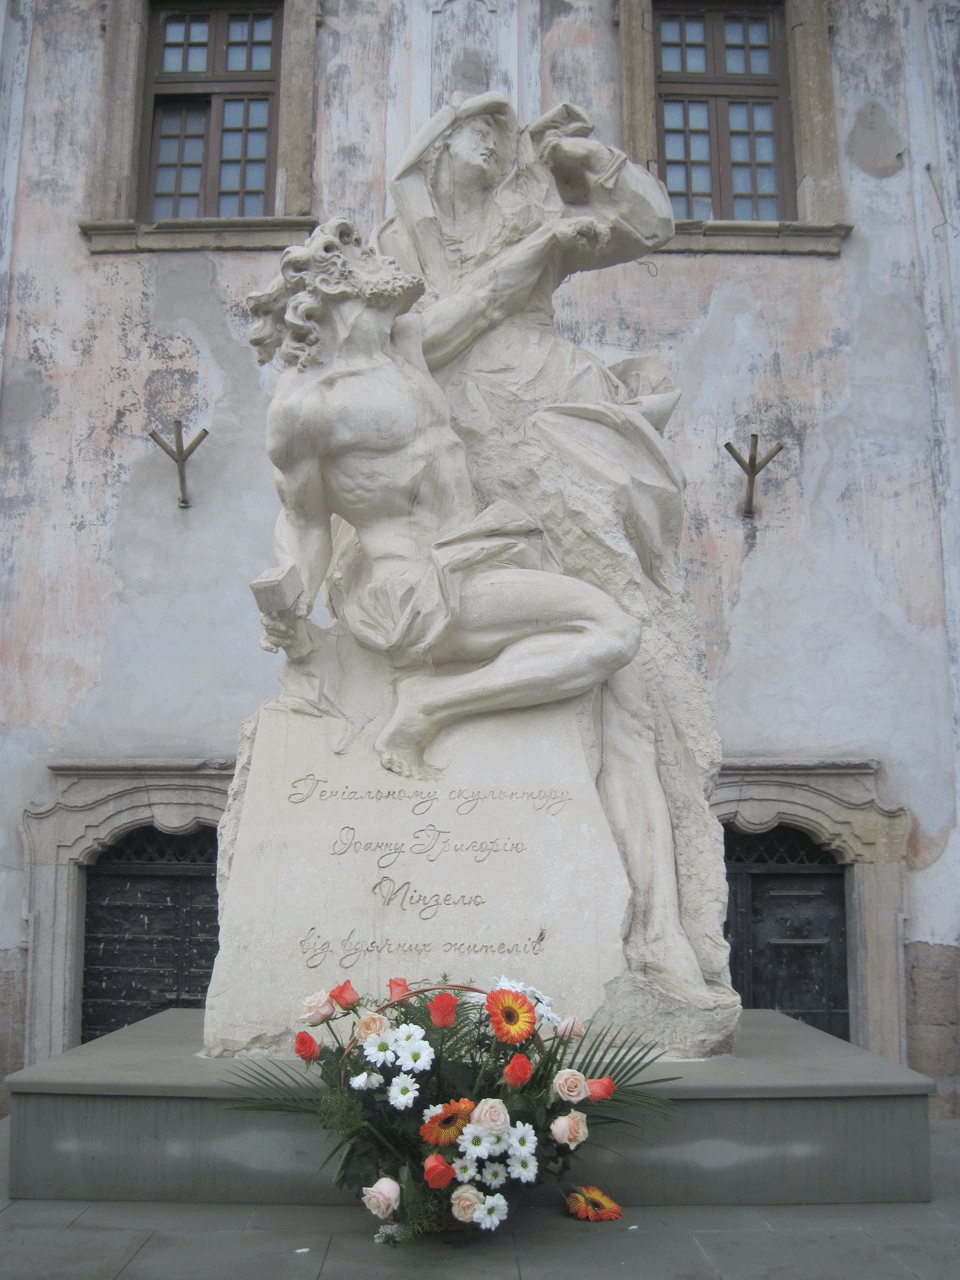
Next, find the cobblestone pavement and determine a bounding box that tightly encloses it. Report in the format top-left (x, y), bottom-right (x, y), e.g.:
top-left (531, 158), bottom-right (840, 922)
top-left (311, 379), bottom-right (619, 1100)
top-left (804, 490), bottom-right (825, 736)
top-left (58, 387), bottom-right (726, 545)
top-left (1, 1118), bottom-right (957, 1279)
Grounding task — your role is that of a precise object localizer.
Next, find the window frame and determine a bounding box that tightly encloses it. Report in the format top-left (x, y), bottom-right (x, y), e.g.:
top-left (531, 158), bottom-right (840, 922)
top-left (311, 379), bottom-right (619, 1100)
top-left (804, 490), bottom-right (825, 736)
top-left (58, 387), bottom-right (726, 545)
top-left (82, 0), bottom-right (319, 252)
top-left (654, 4), bottom-right (798, 223)
top-left (140, 4), bottom-right (282, 223)
top-left (618, 0), bottom-right (851, 255)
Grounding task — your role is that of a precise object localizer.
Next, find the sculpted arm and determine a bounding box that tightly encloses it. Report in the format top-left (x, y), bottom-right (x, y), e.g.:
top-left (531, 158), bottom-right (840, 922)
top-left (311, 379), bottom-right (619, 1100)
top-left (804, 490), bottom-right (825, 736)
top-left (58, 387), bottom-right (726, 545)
top-left (272, 454), bottom-right (332, 615)
top-left (539, 135), bottom-right (674, 271)
top-left (419, 221), bottom-right (581, 370)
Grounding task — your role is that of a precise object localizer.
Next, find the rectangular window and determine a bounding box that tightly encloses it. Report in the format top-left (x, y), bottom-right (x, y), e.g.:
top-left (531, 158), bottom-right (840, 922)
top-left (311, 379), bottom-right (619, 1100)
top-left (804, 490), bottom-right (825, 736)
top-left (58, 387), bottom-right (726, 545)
top-left (655, 4), bottom-right (796, 222)
top-left (142, 4), bottom-right (281, 221)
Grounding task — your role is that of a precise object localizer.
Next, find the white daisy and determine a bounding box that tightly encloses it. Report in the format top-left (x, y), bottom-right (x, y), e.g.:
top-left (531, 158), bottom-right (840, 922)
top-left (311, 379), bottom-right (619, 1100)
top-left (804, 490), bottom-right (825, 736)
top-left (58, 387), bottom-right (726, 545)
top-left (349, 1071), bottom-right (383, 1091)
top-left (422, 1103), bottom-right (444, 1124)
top-left (396, 1040), bottom-right (435, 1074)
top-left (485, 1131), bottom-right (509, 1157)
top-left (457, 1123), bottom-right (494, 1160)
top-left (363, 1031), bottom-right (396, 1068)
top-left (473, 1193), bottom-right (508, 1230)
top-left (508, 1122), bottom-right (537, 1155)
top-left (481, 1161), bottom-right (507, 1189)
top-left (387, 1073), bottom-right (419, 1110)
top-left (451, 1155), bottom-right (478, 1183)
top-left (393, 1022), bottom-right (427, 1047)
top-left (507, 1152), bottom-right (538, 1183)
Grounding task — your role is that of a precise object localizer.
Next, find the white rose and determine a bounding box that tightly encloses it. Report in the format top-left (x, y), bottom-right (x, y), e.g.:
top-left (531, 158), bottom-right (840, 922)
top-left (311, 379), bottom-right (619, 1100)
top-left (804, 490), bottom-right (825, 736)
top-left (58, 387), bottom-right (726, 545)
top-left (361, 1176), bottom-right (401, 1219)
top-left (550, 1110), bottom-right (588, 1149)
top-left (552, 1068), bottom-right (590, 1103)
top-left (471, 1097), bottom-right (511, 1135)
top-left (450, 1183), bottom-right (485, 1223)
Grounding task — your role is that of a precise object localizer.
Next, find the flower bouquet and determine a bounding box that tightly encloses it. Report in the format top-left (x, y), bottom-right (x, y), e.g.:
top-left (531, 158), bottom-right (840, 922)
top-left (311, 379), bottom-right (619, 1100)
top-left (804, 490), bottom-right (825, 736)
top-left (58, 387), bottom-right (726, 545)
top-left (230, 976), bottom-right (672, 1244)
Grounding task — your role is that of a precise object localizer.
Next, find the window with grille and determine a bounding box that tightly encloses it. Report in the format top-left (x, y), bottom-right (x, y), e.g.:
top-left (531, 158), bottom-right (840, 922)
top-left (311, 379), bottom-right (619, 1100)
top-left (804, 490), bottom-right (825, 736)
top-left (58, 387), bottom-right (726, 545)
top-left (142, 4), bottom-right (281, 221)
top-left (654, 3), bottom-right (796, 222)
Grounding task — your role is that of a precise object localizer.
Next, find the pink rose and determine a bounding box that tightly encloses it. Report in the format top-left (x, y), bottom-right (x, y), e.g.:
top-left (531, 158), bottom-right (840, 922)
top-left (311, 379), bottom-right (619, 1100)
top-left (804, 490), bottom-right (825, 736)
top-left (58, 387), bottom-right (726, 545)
top-left (557, 1016), bottom-right (585, 1040)
top-left (355, 1014), bottom-right (391, 1042)
top-left (553, 1068), bottom-right (590, 1103)
top-left (361, 1176), bottom-right (401, 1219)
top-left (471, 1097), bottom-right (510, 1135)
top-left (450, 1183), bottom-right (485, 1223)
top-left (300, 991), bottom-right (336, 1025)
top-left (550, 1110), bottom-right (589, 1149)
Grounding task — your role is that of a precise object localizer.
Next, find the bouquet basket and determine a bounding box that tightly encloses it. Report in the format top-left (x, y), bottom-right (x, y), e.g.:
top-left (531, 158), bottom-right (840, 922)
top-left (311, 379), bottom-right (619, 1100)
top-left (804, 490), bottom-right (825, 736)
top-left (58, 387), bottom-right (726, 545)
top-left (229, 977), bottom-right (674, 1244)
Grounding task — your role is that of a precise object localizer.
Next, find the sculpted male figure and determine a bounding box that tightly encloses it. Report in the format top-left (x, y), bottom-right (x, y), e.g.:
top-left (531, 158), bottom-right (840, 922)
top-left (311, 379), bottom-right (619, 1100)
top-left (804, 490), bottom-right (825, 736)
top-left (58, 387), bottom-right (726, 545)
top-left (247, 218), bottom-right (641, 777)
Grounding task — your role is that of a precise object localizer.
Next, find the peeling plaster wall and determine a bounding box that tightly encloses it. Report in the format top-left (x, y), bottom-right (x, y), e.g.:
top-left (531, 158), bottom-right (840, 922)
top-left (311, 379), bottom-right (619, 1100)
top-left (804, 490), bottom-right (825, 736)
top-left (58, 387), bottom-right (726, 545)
top-left (1, 0), bottom-right (959, 1077)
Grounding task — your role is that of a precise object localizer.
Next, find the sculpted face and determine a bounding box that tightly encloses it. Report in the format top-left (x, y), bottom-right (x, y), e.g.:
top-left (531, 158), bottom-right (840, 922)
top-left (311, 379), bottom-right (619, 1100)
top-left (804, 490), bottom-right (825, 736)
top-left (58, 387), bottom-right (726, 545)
top-left (445, 117), bottom-right (503, 191)
top-left (305, 221), bottom-right (425, 314)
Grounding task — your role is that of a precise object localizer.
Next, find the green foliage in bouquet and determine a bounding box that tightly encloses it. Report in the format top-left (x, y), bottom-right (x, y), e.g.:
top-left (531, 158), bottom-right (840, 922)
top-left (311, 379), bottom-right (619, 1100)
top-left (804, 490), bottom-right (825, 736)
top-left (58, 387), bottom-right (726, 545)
top-left (228, 977), bottom-right (675, 1244)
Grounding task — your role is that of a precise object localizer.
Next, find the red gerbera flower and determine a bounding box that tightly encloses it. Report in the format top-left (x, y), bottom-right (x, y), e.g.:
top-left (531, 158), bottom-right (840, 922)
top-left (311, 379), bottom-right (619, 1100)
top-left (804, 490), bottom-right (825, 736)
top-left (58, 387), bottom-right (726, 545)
top-left (329, 980), bottom-right (359, 1009)
top-left (419, 1098), bottom-right (475, 1147)
top-left (486, 989), bottom-right (536, 1044)
top-left (566, 1186), bottom-right (622, 1222)
top-left (294, 1031), bottom-right (320, 1062)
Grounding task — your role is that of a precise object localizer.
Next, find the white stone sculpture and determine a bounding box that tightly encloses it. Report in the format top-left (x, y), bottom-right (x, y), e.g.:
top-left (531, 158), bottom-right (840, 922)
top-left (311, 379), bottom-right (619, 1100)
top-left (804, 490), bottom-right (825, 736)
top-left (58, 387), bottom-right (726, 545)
top-left (205, 97), bottom-right (740, 1058)
top-left (375, 94), bottom-right (740, 1046)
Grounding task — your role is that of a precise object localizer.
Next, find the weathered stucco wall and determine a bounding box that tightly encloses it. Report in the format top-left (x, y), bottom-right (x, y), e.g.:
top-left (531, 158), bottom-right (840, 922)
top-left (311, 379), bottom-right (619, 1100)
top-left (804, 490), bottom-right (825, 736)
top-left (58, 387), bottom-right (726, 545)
top-left (0, 0), bottom-right (958, 1096)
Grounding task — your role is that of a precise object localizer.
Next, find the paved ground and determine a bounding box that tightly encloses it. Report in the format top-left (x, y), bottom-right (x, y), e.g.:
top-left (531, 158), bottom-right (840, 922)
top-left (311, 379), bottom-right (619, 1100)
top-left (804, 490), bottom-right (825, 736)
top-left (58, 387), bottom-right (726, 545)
top-left (1, 1116), bottom-right (958, 1279)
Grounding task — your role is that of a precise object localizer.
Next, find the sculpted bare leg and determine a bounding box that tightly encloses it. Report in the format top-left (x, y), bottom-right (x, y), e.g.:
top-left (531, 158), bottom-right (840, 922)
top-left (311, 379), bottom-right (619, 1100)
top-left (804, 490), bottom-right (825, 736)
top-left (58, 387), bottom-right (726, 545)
top-left (374, 568), bottom-right (641, 776)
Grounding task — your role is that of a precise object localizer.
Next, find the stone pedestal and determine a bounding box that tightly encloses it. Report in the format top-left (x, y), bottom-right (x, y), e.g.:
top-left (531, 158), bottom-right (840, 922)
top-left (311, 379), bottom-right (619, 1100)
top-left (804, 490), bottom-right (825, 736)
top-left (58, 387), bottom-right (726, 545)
top-left (204, 699), bottom-right (631, 1054)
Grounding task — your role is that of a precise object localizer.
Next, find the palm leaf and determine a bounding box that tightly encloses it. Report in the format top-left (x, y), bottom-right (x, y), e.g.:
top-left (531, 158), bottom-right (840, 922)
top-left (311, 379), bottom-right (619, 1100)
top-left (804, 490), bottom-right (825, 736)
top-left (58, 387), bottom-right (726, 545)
top-left (225, 1057), bottom-right (321, 1117)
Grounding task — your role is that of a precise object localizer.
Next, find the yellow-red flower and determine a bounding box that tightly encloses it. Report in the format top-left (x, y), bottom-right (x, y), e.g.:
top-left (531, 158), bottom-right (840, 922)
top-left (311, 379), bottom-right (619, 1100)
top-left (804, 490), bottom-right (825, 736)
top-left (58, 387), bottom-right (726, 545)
top-left (566, 1186), bottom-right (622, 1222)
top-left (419, 1098), bottom-right (474, 1147)
top-left (486, 989), bottom-right (536, 1044)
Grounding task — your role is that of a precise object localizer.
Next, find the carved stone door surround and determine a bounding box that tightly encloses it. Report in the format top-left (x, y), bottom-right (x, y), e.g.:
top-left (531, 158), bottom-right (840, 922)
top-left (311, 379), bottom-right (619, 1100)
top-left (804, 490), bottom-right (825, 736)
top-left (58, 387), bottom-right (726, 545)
top-left (19, 760), bottom-right (233, 1066)
top-left (713, 759), bottom-right (912, 1064)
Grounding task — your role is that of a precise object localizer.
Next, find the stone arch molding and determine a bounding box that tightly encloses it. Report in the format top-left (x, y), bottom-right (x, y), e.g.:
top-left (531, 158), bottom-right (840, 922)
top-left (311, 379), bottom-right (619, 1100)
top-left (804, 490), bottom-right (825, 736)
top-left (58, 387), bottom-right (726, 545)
top-left (713, 759), bottom-right (912, 1065)
top-left (19, 760), bottom-right (234, 1066)
top-left (712, 759), bottom-right (912, 864)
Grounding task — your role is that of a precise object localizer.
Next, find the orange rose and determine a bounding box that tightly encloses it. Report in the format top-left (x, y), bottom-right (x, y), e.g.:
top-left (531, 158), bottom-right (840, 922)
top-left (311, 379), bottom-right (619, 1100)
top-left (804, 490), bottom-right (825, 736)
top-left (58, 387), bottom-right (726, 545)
top-left (423, 1153), bottom-right (456, 1189)
top-left (330, 979), bottom-right (359, 1008)
top-left (502, 1053), bottom-right (533, 1087)
top-left (388, 978), bottom-right (410, 1001)
top-left (587, 1075), bottom-right (616, 1101)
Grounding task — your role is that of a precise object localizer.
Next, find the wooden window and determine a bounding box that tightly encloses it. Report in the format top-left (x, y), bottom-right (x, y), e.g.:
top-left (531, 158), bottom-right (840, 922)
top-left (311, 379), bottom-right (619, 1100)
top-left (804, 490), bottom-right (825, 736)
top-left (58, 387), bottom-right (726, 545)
top-left (142, 4), bottom-right (281, 221)
top-left (654, 3), bottom-right (797, 222)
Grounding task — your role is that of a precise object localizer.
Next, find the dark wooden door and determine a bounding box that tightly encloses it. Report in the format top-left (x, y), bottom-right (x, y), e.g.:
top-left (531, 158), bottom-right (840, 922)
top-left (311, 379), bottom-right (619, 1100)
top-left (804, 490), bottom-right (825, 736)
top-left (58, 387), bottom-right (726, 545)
top-left (82, 826), bottom-right (219, 1042)
top-left (724, 825), bottom-right (849, 1040)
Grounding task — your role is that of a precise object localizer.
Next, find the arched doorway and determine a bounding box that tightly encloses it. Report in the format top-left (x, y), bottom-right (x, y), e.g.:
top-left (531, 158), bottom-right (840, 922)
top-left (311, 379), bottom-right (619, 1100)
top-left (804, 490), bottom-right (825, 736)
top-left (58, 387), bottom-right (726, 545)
top-left (81, 825), bottom-right (219, 1043)
top-left (723, 823), bottom-right (849, 1040)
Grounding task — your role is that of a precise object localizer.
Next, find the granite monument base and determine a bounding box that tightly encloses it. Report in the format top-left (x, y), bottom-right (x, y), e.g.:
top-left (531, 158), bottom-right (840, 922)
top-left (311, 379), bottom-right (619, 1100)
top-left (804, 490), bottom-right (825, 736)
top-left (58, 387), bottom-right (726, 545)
top-left (6, 1009), bottom-right (934, 1205)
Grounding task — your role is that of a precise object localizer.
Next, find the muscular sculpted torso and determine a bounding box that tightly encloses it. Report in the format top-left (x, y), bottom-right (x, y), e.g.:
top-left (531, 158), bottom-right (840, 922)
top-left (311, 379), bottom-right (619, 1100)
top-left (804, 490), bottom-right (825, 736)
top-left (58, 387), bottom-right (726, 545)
top-left (266, 334), bottom-right (472, 586)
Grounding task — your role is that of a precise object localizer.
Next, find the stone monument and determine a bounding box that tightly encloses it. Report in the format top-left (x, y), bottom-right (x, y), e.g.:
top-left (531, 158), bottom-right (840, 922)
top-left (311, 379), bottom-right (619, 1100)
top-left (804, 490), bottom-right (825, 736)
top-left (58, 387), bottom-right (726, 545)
top-left (203, 95), bottom-right (741, 1058)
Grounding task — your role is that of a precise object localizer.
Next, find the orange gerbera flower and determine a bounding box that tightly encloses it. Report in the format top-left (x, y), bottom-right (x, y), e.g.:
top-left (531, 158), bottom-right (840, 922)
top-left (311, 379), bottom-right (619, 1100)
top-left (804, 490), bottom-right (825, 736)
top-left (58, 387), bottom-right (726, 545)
top-left (486, 989), bottom-right (536, 1044)
top-left (566, 1186), bottom-right (623, 1222)
top-left (419, 1098), bottom-right (475, 1147)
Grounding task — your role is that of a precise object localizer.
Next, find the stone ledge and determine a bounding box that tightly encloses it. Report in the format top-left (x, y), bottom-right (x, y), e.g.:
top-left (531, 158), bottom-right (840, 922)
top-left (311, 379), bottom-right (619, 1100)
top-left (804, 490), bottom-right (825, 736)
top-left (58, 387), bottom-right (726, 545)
top-left (659, 220), bottom-right (854, 256)
top-left (4, 1010), bottom-right (934, 1204)
top-left (78, 218), bottom-right (318, 254)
